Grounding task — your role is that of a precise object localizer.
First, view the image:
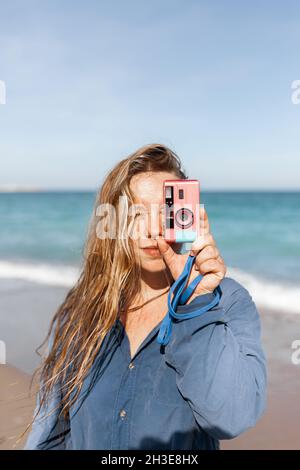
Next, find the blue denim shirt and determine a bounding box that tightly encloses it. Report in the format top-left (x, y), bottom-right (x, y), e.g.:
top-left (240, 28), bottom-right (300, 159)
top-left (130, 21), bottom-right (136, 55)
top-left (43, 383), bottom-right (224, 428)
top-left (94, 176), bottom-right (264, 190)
top-left (24, 277), bottom-right (267, 450)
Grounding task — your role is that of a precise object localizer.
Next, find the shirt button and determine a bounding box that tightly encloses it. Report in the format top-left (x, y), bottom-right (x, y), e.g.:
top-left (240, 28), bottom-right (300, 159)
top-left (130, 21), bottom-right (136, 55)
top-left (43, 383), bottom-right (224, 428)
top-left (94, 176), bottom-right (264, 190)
top-left (119, 409), bottom-right (127, 419)
top-left (128, 362), bottom-right (135, 369)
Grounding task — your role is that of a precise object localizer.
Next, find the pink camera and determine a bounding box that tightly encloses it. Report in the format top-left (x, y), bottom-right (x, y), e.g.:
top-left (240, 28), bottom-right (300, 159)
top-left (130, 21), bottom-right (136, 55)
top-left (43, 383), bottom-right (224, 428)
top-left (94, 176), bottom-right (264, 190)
top-left (163, 179), bottom-right (200, 243)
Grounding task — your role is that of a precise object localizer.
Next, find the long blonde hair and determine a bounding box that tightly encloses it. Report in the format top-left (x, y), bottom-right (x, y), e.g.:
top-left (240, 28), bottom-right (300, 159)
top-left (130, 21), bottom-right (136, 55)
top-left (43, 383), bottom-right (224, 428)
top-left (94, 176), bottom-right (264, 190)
top-left (25, 143), bottom-right (187, 438)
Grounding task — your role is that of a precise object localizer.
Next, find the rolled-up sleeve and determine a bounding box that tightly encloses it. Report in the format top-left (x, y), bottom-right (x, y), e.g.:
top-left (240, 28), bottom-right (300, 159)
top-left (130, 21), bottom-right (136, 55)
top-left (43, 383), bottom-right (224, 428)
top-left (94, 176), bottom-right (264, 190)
top-left (164, 280), bottom-right (267, 440)
top-left (24, 322), bottom-right (72, 450)
top-left (24, 383), bottom-right (72, 450)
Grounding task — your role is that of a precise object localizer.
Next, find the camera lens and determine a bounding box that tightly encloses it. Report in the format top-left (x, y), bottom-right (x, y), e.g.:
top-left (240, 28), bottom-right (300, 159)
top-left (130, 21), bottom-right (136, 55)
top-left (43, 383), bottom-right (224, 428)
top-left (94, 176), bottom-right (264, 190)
top-left (175, 208), bottom-right (194, 229)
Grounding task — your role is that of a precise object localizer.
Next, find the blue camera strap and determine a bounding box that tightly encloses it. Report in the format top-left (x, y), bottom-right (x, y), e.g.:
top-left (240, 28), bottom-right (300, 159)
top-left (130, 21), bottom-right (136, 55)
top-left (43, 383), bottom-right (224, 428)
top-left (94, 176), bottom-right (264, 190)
top-left (157, 254), bottom-right (222, 346)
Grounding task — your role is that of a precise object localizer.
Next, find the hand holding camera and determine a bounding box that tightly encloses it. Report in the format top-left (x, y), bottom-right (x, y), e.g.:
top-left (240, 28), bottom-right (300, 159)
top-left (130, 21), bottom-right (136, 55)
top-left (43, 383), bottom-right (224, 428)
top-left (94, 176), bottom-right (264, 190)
top-left (157, 179), bottom-right (226, 301)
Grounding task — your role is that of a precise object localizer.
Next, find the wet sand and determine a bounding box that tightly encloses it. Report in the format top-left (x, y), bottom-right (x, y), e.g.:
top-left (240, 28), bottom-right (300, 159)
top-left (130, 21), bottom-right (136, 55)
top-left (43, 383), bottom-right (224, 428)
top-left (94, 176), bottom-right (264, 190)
top-left (0, 364), bottom-right (35, 450)
top-left (222, 308), bottom-right (300, 450)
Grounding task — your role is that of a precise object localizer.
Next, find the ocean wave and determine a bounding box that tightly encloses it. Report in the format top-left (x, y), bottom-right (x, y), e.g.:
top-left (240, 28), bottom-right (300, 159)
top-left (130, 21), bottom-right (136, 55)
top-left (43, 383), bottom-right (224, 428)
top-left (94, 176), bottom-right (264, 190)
top-left (0, 260), bottom-right (79, 287)
top-left (0, 260), bottom-right (299, 314)
top-left (227, 267), bottom-right (300, 314)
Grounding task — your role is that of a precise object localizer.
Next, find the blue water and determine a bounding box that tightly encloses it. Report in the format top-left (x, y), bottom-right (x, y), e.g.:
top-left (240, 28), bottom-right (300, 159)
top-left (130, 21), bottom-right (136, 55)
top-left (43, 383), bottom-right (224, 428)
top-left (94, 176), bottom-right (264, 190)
top-left (0, 191), bottom-right (300, 314)
top-left (0, 191), bottom-right (299, 282)
top-left (203, 191), bottom-right (300, 284)
top-left (0, 191), bottom-right (93, 264)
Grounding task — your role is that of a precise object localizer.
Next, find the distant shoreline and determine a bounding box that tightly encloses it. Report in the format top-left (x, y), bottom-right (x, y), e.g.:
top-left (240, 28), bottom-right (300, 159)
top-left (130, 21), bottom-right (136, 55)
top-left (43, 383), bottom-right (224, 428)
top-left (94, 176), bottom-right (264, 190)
top-left (0, 187), bottom-right (92, 193)
top-left (0, 188), bottom-right (299, 193)
top-left (0, 188), bottom-right (43, 193)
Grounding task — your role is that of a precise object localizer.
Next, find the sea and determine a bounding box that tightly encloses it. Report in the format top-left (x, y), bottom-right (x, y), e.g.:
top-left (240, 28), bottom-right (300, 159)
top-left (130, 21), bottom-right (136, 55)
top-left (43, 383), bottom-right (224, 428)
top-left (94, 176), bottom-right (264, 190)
top-left (0, 191), bottom-right (299, 314)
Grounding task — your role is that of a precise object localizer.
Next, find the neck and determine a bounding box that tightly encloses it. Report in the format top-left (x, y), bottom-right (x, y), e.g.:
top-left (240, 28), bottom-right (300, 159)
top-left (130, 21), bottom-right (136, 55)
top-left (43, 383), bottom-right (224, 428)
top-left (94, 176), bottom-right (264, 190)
top-left (140, 266), bottom-right (172, 294)
top-left (122, 267), bottom-right (173, 315)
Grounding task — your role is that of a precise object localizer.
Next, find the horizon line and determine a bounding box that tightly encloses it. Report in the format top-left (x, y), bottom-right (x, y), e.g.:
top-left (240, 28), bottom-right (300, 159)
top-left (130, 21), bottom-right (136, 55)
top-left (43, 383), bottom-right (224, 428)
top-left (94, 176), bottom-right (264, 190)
top-left (0, 187), bottom-right (299, 193)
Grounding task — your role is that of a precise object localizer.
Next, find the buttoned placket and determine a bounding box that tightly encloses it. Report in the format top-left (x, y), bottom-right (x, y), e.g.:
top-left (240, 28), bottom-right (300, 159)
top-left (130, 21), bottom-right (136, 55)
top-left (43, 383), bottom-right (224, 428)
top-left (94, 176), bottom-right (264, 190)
top-left (109, 317), bottom-right (166, 450)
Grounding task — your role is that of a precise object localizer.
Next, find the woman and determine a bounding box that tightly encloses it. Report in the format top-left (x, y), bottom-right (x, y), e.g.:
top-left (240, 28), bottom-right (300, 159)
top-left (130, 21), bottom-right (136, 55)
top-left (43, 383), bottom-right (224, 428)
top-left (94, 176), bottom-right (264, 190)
top-left (24, 143), bottom-right (267, 450)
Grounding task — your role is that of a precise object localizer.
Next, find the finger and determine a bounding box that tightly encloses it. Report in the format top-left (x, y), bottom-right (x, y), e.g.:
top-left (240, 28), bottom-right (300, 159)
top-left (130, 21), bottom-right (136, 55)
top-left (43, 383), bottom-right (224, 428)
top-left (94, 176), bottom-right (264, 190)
top-left (198, 205), bottom-right (210, 237)
top-left (189, 232), bottom-right (215, 257)
top-left (156, 236), bottom-right (177, 267)
top-left (193, 245), bottom-right (220, 269)
top-left (194, 259), bottom-right (226, 293)
top-left (195, 270), bottom-right (225, 294)
top-left (195, 258), bottom-right (223, 276)
top-left (216, 255), bottom-right (227, 275)
top-left (216, 255), bottom-right (224, 263)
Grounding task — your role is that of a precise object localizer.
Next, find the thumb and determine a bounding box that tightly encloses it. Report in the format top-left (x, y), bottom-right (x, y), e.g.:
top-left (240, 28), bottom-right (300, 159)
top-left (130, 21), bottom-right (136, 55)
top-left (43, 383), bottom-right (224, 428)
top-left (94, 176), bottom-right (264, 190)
top-left (156, 236), bottom-right (177, 267)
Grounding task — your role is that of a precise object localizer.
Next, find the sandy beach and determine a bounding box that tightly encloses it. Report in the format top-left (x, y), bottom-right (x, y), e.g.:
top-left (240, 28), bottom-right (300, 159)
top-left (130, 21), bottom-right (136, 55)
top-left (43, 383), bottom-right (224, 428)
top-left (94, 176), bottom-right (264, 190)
top-left (0, 364), bottom-right (35, 450)
top-left (222, 308), bottom-right (300, 450)
top-left (1, 282), bottom-right (300, 450)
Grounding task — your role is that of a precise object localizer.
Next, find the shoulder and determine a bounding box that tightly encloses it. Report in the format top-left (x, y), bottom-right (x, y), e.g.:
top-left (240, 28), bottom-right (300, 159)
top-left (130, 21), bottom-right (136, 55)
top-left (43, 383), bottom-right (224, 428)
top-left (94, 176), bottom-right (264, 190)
top-left (219, 276), bottom-right (250, 298)
top-left (217, 276), bottom-right (258, 321)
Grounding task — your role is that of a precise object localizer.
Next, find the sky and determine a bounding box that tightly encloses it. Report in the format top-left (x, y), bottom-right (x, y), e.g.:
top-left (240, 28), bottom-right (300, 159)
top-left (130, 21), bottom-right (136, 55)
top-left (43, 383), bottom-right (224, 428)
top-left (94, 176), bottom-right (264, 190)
top-left (0, 0), bottom-right (299, 190)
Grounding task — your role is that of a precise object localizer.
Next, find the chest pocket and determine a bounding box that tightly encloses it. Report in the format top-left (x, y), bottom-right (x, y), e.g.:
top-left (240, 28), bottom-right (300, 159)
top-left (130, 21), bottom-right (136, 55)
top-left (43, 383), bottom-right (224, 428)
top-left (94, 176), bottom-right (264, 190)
top-left (152, 360), bottom-right (188, 407)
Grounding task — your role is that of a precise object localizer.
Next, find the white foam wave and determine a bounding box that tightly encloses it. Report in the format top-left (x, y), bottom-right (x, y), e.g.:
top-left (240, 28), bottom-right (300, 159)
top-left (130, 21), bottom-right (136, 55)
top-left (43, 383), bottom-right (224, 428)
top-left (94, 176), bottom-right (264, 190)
top-left (0, 260), bottom-right (299, 314)
top-left (227, 267), bottom-right (300, 314)
top-left (0, 260), bottom-right (79, 287)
